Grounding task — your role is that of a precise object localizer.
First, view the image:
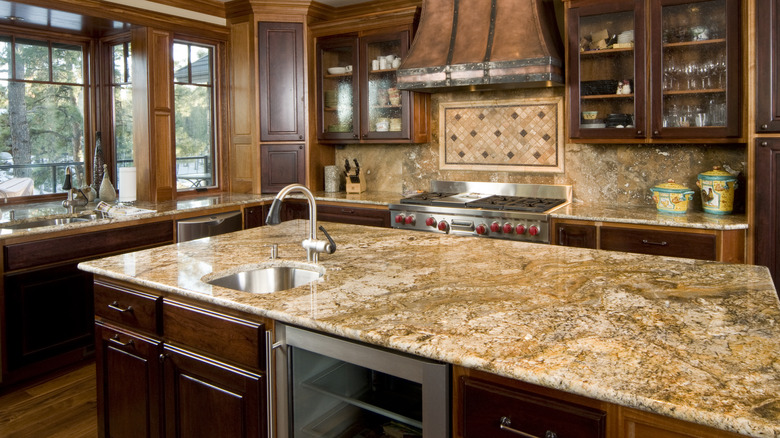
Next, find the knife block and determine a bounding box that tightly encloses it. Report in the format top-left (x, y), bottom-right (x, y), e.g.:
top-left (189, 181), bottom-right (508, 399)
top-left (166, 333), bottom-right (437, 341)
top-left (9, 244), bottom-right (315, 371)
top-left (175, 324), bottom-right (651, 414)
top-left (346, 172), bottom-right (366, 194)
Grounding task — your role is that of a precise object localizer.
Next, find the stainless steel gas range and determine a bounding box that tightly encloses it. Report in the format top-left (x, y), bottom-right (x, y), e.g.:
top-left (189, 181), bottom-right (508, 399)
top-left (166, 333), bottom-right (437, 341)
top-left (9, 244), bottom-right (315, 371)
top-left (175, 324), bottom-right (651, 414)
top-left (389, 181), bottom-right (572, 244)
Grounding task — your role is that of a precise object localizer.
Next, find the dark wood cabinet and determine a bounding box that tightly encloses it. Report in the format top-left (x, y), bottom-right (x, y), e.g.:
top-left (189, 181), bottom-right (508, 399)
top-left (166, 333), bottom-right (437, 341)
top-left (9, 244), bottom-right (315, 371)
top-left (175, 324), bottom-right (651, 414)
top-left (318, 203), bottom-right (391, 228)
top-left (755, 139), bottom-right (780, 292)
top-left (4, 264), bottom-right (94, 372)
top-left (162, 345), bottom-right (265, 438)
top-left (260, 143), bottom-right (305, 193)
top-left (315, 27), bottom-right (430, 144)
top-left (756, 0), bottom-right (780, 132)
top-left (258, 22), bottom-right (305, 142)
top-left (457, 370), bottom-right (606, 438)
top-left (600, 226), bottom-right (716, 260)
top-left (95, 322), bottom-right (163, 438)
top-left (567, 0), bottom-right (741, 142)
top-left (244, 205), bottom-right (267, 229)
top-left (554, 222), bottom-right (598, 248)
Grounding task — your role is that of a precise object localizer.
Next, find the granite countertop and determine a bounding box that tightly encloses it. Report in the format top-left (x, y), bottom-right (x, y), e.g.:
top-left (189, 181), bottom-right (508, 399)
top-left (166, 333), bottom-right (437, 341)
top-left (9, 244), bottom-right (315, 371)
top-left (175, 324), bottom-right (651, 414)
top-left (553, 203), bottom-right (749, 230)
top-left (78, 221), bottom-right (779, 438)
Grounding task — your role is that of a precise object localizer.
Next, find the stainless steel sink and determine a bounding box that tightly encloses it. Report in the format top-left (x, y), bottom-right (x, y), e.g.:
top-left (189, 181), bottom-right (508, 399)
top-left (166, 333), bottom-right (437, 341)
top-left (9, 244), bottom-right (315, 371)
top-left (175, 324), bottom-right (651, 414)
top-left (207, 266), bottom-right (323, 294)
top-left (3, 217), bottom-right (91, 229)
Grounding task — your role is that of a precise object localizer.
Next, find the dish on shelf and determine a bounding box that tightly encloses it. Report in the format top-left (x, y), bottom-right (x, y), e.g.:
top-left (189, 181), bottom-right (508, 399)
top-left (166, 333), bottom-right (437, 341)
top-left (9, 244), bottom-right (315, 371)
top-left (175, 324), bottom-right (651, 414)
top-left (327, 67), bottom-right (347, 74)
top-left (581, 123), bottom-right (606, 129)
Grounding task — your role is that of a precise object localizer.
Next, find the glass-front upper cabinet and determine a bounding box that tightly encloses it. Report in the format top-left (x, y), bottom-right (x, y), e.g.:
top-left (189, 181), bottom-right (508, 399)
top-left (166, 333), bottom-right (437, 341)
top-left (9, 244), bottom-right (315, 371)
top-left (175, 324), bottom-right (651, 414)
top-left (651, 0), bottom-right (740, 139)
top-left (317, 35), bottom-right (359, 142)
top-left (568, 1), bottom-right (646, 140)
top-left (359, 30), bottom-right (410, 141)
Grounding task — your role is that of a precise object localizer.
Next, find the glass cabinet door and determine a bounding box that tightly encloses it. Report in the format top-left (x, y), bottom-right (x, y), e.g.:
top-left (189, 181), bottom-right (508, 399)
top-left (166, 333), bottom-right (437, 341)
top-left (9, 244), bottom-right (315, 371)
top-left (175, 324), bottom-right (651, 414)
top-left (359, 31), bottom-right (410, 140)
top-left (317, 35), bottom-right (359, 141)
top-left (568, 1), bottom-right (646, 140)
top-left (651, 0), bottom-right (740, 138)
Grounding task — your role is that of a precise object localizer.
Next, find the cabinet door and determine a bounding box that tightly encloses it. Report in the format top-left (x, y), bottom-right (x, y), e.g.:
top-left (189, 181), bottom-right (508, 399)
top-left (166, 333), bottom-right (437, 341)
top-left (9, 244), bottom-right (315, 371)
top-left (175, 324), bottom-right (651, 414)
top-left (317, 35), bottom-right (360, 141)
top-left (95, 323), bottom-right (163, 438)
top-left (244, 205), bottom-right (267, 229)
top-left (359, 30), bottom-right (411, 141)
top-left (162, 345), bottom-right (265, 438)
top-left (756, 0), bottom-right (780, 132)
top-left (568, 1), bottom-right (646, 140)
top-left (4, 264), bottom-right (93, 372)
top-left (755, 139), bottom-right (780, 293)
top-left (650, 0), bottom-right (741, 139)
top-left (258, 22), bottom-right (305, 141)
top-left (600, 226), bottom-right (716, 260)
top-left (554, 222), bottom-right (598, 248)
top-left (318, 204), bottom-right (391, 227)
top-left (260, 143), bottom-right (305, 193)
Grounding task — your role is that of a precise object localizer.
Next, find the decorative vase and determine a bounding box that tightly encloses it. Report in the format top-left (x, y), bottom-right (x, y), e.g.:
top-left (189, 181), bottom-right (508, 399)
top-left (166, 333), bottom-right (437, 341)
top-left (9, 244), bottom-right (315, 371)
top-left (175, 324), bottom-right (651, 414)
top-left (99, 164), bottom-right (117, 202)
top-left (91, 132), bottom-right (105, 192)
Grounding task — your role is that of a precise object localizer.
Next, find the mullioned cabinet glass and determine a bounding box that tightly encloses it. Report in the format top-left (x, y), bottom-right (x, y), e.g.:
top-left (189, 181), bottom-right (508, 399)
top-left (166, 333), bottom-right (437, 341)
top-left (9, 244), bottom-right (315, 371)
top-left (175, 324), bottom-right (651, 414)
top-left (317, 35), bottom-right (360, 142)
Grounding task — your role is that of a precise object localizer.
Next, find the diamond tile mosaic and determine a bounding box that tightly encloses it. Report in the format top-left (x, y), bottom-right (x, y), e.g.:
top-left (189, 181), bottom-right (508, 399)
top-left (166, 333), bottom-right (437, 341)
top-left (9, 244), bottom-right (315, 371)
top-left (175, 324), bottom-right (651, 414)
top-left (439, 97), bottom-right (564, 173)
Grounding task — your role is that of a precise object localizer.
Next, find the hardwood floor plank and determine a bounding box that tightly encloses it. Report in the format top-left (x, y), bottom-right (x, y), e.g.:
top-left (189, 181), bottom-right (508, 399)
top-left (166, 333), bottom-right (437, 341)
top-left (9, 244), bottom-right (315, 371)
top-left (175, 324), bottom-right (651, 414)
top-left (0, 363), bottom-right (97, 437)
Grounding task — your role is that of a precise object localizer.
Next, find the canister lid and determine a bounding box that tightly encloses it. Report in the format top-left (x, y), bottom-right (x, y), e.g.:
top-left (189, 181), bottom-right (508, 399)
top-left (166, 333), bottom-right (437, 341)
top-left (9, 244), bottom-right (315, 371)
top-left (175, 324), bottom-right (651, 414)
top-left (651, 179), bottom-right (693, 193)
top-left (699, 166), bottom-right (737, 181)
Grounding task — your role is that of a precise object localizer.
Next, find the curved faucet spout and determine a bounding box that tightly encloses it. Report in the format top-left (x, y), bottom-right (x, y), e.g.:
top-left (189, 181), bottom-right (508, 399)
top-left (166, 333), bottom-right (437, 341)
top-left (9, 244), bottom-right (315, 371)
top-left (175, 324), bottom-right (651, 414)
top-left (265, 184), bottom-right (334, 263)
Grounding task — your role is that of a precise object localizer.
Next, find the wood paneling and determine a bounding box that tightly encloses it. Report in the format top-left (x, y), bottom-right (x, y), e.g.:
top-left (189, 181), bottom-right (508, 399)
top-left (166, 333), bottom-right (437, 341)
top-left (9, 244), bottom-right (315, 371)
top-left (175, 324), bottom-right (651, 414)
top-left (228, 19), bottom-right (260, 194)
top-left (755, 138), bottom-right (780, 292)
top-left (259, 22), bottom-right (306, 141)
top-left (260, 144), bottom-right (305, 193)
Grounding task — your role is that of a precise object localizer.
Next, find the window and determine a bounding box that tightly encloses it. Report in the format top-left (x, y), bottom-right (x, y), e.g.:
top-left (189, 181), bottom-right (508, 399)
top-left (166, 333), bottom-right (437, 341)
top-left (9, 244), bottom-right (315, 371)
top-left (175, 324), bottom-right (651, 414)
top-left (111, 41), bottom-right (132, 192)
top-left (173, 41), bottom-right (216, 190)
top-left (0, 36), bottom-right (87, 198)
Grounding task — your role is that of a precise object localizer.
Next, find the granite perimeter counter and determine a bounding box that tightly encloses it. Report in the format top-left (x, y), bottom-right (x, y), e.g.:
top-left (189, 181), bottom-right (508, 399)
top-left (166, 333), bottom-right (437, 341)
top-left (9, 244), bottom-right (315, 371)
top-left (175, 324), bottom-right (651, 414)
top-left (78, 220), bottom-right (780, 438)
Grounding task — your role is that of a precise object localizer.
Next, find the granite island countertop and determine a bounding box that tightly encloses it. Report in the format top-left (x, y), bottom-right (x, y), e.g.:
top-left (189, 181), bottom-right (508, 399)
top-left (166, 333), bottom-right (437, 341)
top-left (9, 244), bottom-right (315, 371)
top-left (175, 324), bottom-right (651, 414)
top-left (79, 220), bottom-right (779, 438)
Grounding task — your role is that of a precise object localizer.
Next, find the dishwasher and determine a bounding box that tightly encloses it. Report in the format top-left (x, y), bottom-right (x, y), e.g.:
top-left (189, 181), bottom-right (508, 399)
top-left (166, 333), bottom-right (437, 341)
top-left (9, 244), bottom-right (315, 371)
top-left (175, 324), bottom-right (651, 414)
top-left (176, 210), bottom-right (243, 242)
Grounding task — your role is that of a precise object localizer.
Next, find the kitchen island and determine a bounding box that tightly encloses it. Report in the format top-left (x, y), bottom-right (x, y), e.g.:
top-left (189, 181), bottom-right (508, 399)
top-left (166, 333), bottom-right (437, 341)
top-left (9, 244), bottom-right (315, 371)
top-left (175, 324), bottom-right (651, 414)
top-left (79, 220), bottom-right (780, 438)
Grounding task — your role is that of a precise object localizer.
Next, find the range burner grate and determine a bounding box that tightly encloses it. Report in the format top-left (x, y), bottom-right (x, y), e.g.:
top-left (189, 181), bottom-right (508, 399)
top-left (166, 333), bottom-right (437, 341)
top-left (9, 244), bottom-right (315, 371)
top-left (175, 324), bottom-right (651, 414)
top-left (400, 192), bottom-right (459, 205)
top-left (468, 195), bottom-right (567, 213)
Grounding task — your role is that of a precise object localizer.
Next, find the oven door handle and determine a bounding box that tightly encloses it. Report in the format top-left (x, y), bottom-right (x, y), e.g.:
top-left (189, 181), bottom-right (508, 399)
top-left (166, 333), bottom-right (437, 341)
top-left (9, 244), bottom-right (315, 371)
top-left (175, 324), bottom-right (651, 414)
top-left (450, 220), bottom-right (475, 232)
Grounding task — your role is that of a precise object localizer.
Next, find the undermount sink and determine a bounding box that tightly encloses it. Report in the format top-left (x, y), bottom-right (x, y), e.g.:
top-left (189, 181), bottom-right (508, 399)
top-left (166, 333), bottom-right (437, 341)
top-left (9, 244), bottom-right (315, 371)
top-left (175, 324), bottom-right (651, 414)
top-left (3, 216), bottom-right (92, 229)
top-left (207, 265), bottom-right (323, 294)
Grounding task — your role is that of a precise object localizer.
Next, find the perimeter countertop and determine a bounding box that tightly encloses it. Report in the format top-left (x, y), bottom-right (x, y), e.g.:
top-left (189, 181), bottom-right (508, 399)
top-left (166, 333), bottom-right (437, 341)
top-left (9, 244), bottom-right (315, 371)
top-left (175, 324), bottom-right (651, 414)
top-left (79, 220), bottom-right (779, 438)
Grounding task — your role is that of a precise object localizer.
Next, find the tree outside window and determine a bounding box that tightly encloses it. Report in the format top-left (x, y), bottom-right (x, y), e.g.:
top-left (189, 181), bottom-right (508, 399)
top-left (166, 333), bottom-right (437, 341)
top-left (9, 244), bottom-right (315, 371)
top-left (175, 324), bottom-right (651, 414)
top-left (112, 41), bottom-right (132, 192)
top-left (173, 41), bottom-right (216, 190)
top-left (0, 35), bottom-right (86, 198)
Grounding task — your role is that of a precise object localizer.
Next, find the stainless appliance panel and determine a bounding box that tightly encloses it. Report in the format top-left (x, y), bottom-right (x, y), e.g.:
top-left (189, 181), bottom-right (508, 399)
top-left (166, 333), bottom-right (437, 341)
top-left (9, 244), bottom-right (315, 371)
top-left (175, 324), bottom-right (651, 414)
top-left (176, 210), bottom-right (242, 242)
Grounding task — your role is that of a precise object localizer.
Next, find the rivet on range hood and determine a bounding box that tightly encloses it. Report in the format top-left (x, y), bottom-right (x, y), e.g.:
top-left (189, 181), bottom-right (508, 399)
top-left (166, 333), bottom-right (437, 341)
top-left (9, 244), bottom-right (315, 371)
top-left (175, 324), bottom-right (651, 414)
top-left (397, 0), bottom-right (564, 93)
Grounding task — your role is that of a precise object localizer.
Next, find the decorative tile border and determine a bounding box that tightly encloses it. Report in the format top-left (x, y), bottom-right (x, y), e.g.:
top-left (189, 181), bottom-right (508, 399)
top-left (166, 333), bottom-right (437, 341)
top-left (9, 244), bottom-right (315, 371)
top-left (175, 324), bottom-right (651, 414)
top-left (439, 97), bottom-right (564, 173)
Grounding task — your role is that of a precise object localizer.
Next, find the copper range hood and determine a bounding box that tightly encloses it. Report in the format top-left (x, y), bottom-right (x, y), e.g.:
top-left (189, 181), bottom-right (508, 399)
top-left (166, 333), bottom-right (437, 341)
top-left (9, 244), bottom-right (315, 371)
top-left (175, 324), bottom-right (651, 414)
top-left (397, 0), bottom-right (564, 92)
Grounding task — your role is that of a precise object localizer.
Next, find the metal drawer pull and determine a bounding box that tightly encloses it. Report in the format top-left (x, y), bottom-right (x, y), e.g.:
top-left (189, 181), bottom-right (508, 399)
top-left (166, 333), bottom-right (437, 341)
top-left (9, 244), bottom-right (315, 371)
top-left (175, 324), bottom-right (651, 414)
top-left (341, 209), bottom-right (355, 214)
top-left (109, 335), bottom-right (134, 347)
top-left (499, 417), bottom-right (557, 438)
top-left (108, 301), bottom-right (133, 313)
top-left (641, 239), bottom-right (668, 246)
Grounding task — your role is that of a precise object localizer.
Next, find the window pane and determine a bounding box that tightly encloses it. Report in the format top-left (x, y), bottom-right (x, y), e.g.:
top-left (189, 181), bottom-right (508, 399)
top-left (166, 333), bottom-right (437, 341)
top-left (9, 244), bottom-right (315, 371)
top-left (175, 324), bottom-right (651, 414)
top-left (112, 43), bottom-right (125, 84)
top-left (172, 42), bottom-right (189, 83)
top-left (52, 42), bottom-right (83, 83)
top-left (0, 37), bottom-right (11, 80)
top-left (190, 45), bottom-right (211, 85)
top-left (175, 83), bottom-right (214, 189)
top-left (114, 84), bottom-right (133, 178)
top-left (0, 80), bottom-right (85, 195)
top-left (15, 39), bottom-right (49, 81)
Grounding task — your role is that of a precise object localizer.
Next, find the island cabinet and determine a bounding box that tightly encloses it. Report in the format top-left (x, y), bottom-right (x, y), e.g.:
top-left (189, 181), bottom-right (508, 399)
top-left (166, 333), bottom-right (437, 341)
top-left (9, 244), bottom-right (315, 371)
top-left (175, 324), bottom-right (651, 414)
top-left (0, 220), bottom-right (174, 387)
top-left (755, 139), bottom-right (780, 292)
top-left (277, 199), bottom-right (391, 227)
top-left (551, 218), bottom-right (745, 262)
top-left (314, 25), bottom-right (430, 144)
top-left (567, 0), bottom-right (741, 142)
top-left (756, 0), bottom-right (780, 132)
top-left (243, 204), bottom-right (268, 230)
top-left (453, 367), bottom-right (747, 438)
top-left (94, 278), bottom-right (270, 438)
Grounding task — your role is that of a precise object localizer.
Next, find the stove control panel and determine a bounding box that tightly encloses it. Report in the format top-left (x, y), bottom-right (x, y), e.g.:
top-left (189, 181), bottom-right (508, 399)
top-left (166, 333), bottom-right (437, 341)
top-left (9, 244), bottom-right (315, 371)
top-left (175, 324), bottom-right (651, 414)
top-left (389, 209), bottom-right (550, 243)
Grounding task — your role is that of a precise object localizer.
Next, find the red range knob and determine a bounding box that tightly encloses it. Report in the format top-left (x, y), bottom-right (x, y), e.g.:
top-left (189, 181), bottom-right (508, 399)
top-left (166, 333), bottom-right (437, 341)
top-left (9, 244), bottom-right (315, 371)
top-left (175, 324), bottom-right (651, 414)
top-left (437, 221), bottom-right (449, 232)
top-left (405, 215), bottom-right (416, 225)
top-left (529, 225), bottom-right (540, 236)
top-left (515, 224), bottom-right (526, 234)
top-left (502, 223), bottom-right (513, 234)
top-left (395, 214), bottom-right (405, 224)
top-left (490, 222), bottom-right (500, 232)
top-left (425, 216), bottom-right (437, 227)
top-left (475, 224), bottom-right (488, 235)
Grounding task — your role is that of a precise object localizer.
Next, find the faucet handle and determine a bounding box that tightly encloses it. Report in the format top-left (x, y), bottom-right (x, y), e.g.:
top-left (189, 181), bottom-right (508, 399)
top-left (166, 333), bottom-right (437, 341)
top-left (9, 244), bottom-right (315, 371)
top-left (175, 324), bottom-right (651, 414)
top-left (318, 225), bottom-right (337, 254)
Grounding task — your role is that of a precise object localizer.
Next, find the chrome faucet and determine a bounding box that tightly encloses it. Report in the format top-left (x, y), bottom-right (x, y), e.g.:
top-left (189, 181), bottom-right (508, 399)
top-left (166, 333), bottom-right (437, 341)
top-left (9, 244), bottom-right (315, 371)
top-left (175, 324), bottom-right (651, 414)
top-left (61, 167), bottom-right (88, 214)
top-left (265, 184), bottom-right (336, 263)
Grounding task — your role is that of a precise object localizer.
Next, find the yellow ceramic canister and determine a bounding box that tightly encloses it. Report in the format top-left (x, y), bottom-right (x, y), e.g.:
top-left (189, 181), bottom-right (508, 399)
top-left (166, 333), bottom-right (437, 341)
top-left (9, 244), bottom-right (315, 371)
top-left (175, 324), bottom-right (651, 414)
top-left (650, 179), bottom-right (695, 214)
top-left (697, 166), bottom-right (738, 215)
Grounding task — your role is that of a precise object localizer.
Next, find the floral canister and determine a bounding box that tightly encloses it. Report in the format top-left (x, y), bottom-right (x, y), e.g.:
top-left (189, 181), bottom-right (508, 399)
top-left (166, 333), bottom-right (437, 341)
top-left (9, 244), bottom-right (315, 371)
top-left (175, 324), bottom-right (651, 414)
top-left (650, 179), bottom-right (695, 214)
top-left (697, 166), bottom-right (738, 215)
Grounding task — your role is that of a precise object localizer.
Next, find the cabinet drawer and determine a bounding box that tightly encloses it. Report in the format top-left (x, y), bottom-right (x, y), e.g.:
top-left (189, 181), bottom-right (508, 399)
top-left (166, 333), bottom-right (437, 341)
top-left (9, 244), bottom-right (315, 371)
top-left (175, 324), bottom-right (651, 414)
top-left (600, 227), bottom-right (716, 260)
top-left (318, 204), bottom-right (391, 228)
top-left (163, 300), bottom-right (265, 371)
top-left (462, 377), bottom-right (606, 438)
top-left (95, 281), bottom-right (161, 334)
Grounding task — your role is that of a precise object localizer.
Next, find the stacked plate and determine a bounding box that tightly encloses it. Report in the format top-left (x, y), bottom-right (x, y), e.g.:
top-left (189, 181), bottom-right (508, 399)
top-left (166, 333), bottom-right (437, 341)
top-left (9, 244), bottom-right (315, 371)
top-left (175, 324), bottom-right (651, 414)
top-left (617, 30), bottom-right (634, 44)
top-left (389, 118), bottom-right (402, 131)
top-left (324, 90), bottom-right (338, 108)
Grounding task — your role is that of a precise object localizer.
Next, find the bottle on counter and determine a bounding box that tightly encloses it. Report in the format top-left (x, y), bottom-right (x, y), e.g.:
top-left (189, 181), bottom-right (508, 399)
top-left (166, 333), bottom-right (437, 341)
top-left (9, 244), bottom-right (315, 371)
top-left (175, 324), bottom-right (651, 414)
top-left (91, 132), bottom-right (105, 193)
top-left (99, 163), bottom-right (116, 202)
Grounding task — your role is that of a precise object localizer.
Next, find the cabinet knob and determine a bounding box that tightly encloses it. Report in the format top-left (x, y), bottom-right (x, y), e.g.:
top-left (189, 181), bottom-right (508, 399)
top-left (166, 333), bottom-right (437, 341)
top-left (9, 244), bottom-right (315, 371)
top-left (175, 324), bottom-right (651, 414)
top-left (761, 124), bottom-right (769, 130)
top-left (298, 145), bottom-right (303, 149)
top-left (761, 141), bottom-right (769, 147)
top-left (652, 130), bottom-right (659, 135)
top-left (636, 130), bottom-right (643, 136)
top-left (159, 353), bottom-right (168, 363)
top-left (298, 135), bottom-right (303, 140)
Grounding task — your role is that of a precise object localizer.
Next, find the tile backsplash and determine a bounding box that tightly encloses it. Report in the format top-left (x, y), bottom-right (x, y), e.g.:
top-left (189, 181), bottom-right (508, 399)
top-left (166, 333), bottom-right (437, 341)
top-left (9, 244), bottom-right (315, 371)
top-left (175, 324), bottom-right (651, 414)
top-left (334, 87), bottom-right (746, 211)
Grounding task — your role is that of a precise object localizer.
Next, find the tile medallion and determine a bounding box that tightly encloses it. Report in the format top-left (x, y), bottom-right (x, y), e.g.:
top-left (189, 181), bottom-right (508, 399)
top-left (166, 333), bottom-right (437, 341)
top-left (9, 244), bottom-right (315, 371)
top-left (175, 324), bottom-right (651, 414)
top-left (439, 97), bottom-right (564, 173)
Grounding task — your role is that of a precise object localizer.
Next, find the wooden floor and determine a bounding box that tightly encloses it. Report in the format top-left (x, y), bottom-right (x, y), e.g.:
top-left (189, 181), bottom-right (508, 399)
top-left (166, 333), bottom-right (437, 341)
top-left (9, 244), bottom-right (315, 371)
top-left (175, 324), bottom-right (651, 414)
top-left (0, 362), bottom-right (97, 437)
